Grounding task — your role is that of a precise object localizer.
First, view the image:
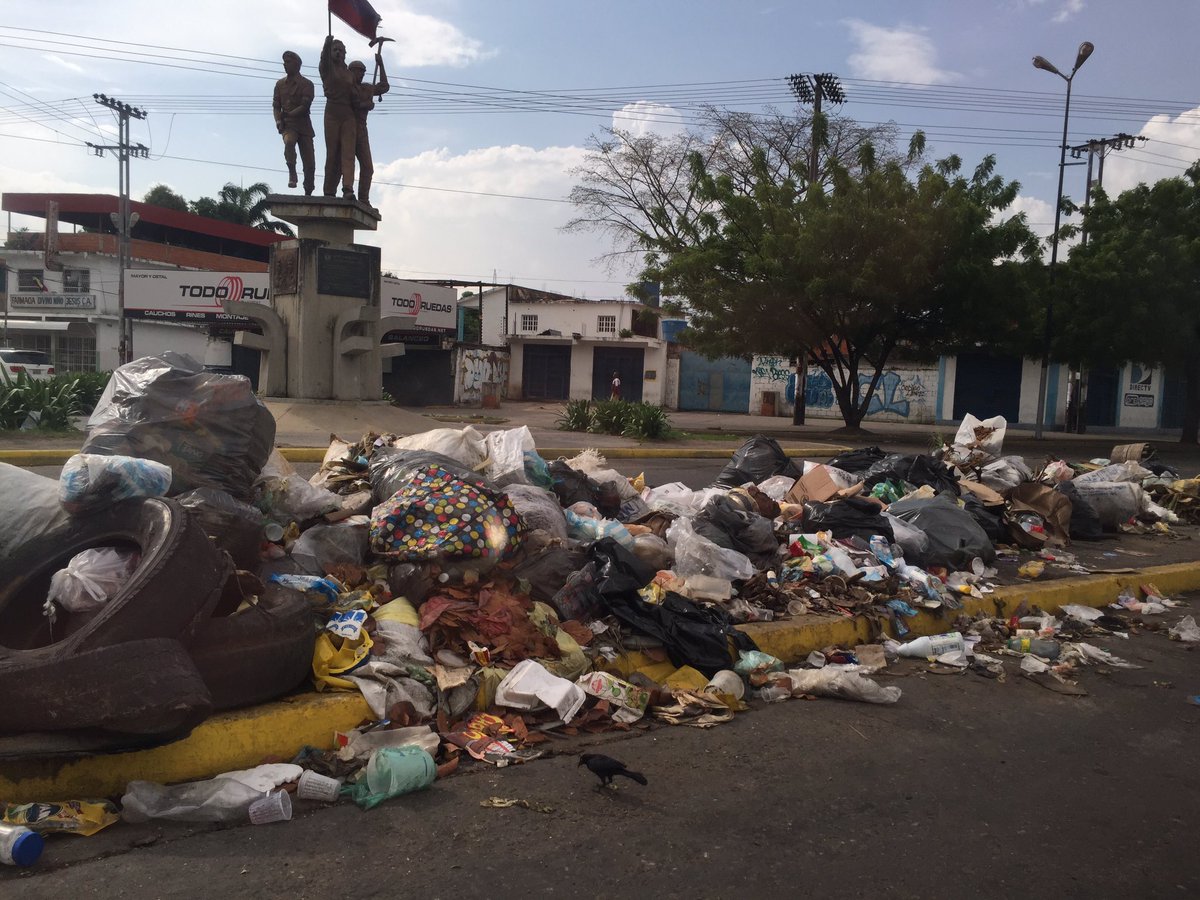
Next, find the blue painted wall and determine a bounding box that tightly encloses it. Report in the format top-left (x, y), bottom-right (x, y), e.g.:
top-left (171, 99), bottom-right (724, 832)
top-left (678, 350), bottom-right (751, 412)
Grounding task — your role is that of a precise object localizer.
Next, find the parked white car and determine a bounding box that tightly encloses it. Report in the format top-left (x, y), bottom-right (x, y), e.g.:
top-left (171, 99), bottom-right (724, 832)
top-left (0, 348), bottom-right (55, 382)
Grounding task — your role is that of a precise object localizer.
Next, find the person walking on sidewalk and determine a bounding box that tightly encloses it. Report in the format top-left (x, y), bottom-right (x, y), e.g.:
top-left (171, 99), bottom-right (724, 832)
top-left (610, 371), bottom-right (622, 401)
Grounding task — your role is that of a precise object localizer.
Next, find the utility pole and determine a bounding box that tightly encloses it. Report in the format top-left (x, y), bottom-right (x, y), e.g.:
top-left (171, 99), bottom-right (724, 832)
top-left (1063, 132), bottom-right (1144, 432)
top-left (88, 93), bottom-right (148, 365)
top-left (1069, 132), bottom-right (1145, 246)
top-left (786, 73), bottom-right (846, 426)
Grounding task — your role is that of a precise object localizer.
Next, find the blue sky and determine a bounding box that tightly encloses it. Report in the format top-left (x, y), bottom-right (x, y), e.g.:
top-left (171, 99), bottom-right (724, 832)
top-left (1, 1), bottom-right (1197, 296)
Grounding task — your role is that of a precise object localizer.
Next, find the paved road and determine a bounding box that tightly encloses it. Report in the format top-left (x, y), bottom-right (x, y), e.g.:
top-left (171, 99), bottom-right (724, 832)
top-left (6, 597), bottom-right (1198, 898)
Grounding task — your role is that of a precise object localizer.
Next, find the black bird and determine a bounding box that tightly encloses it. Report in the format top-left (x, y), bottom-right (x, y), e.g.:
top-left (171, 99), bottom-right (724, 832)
top-left (579, 753), bottom-right (647, 789)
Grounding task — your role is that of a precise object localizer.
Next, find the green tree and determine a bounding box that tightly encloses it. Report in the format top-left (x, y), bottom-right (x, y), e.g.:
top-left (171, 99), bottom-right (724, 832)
top-left (1058, 163), bottom-right (1200, 442)
top-left (190, 182), bottom-right (294, 237)
top-left (142, 184), bottom-right (190, 213)
top-left (634, 144), bottom-right (1040, 428)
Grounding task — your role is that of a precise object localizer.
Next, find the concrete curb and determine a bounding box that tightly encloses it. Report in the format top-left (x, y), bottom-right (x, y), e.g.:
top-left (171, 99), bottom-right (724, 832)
top-left (2, 561), bottom-right (1196, 803)
top-left (0, 445), bottom-right (851, 466)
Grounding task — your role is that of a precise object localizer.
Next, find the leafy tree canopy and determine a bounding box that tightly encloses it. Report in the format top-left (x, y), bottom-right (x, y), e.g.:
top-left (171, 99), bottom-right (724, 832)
top-left (1059, 162), bottom-right (1200, 441)
top-left (189, 182), bottom-right (294, 237)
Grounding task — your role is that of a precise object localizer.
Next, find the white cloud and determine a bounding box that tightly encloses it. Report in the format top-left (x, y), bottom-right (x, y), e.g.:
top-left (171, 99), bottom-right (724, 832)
top-left (1098, 105), bottom-right (1200, 198)
top-left (843, 19), bottom-right (961, 84)
top-left (366, 143), bottom-right (634, 295)
top-left (1002, 193), bottom-right (1056, 242)
top-left (42, 54), bottom-right (86, 75)
top-left (1052, 0), bottom-right (1085, 24)
top-left (611, 102), bottom-right (686, 139)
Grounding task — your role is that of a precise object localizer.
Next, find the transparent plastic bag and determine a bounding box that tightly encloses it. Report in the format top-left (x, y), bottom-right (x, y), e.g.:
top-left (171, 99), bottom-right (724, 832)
top-left (83, 352), bottom-right (274, 500)
top-left (666, 516), bottom-right (754, 581)
top-left (389, 427), bottom-right (486, 468)
top-left (505, 484), bottom-right (569, 541)
top-left (787, 668), bottom-right (902, 704)
top-left (121, 763), bottom-right (303, 824)
top-left (47, 547), bottom-right (139, 613)
top-left (291, 519), bottom-right (369, 575)
top-left (0, 463), bottom-right (69, 556)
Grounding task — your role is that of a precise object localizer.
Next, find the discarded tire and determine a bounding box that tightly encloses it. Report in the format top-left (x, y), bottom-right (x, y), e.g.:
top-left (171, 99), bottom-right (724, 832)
top-left (188, 584), bottom-right (317, 711)
top-left (0, 498), bottom-right (230, 664)
top-left (0, 638), bottom-right (213, 737)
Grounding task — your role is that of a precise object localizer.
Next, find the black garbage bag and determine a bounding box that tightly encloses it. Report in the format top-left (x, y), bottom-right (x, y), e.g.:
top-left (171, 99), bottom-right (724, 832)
top-left (715, 435), bottom-right (801, 487)
top-left (693, 494), bottom-right (779, 568)
top-left (826, 446), bottom-right (887, 474)
top-left (961, 493), bottom-right (1006, 543)
top-left (370, 449), bottom-right (483, 503)
top-left (1054, 481), bottom-right (1105, 541)
top-left (606, 589), bottom-right (758, 676)
top-left (513, 541), bottom-right (589, 605)
top-left (803, 496), bottom-right (894, 543)
top-left (546, 461), bottom-right (621, 518)
top-left (863, 454), bottom-right (960, 496)
top-left (888, 493), bottom-right (995, 568)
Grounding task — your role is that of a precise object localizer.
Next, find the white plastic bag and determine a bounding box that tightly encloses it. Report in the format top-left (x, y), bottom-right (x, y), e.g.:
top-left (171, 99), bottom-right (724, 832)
top-left (666, 516), bottom-right (755, 581)
top-left (390, 427), bottom-right (486, 468)
top-left (787, 668), bottom-right (902, 704)
top-left (1169, 615), bottom-right (1200, 642)
top-left (945, 413), bottom-right (1007, 468)
top-left (979, 456), bottom-right (1032, 492)
top-left (757, 474), bottom-right (798, 501)
top-left (484, 426), bottom-right (535, 486)
top-left (47, 547), bottom-right (139, 613)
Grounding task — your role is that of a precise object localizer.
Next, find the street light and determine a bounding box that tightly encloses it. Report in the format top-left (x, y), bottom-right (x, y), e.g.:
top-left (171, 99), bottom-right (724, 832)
top-left (1031, 41), bottom-right (1093, 439)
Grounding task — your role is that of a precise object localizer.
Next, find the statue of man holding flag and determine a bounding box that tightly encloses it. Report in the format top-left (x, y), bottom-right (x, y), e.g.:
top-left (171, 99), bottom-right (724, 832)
top-left (321, 0), bottom-right (385, 201)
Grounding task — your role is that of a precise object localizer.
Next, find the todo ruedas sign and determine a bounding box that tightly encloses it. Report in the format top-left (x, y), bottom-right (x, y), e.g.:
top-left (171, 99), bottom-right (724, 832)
top-left (380, 277), bottom-right (456, 342)
top-left (124, 270), bottom-right (269, 323)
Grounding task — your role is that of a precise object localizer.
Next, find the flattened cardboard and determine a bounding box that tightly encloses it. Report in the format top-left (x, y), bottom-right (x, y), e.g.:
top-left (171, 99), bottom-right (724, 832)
top-left (786, 466), bottom-right (839, 504)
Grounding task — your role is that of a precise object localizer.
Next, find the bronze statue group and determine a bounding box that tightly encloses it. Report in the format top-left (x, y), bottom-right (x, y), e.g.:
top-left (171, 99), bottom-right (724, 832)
top-left (272, 35), bottom-right (390, 206)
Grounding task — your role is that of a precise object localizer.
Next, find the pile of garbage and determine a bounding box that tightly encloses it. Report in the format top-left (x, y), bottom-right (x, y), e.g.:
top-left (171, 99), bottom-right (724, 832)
top-left (3, 360), bottom-right (1199, 856)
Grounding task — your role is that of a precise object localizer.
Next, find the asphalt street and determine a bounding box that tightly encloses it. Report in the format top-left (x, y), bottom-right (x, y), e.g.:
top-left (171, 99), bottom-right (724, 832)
top-left (5, 596), bottom-right (1198, 899)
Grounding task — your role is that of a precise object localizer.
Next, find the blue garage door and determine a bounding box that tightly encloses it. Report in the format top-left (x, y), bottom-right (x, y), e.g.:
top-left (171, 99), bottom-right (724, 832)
top-left (678, 351), bottom-right (751, 412)
top-left (953, 354), bottom-right (1022, 423)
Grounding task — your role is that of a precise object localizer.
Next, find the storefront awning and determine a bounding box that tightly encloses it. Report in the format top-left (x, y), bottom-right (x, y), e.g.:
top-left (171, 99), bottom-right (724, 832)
top-left (1, 319), bottom-right (72, 332)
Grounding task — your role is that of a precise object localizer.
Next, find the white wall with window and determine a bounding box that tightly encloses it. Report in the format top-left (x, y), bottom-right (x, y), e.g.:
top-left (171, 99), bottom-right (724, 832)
top-left (597, 313), bottom-right (616, 335)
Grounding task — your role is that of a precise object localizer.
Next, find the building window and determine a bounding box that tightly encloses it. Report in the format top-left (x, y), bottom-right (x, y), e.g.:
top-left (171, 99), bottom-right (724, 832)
top-left (597, 314), bottom-right (617, 335)
top-left (17, 269), bottom-right (45, 292)
top-left (520, 314), bottom-right (538, 333)
top-left (5, 333), bottom-right (51, 356)
top-left (55, 335), bottom-right (98, 372)
top-left (62, 268), bottom-right (90, 293)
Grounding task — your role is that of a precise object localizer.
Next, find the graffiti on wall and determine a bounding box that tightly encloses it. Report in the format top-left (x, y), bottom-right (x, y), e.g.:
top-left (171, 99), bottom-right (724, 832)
top-left (751, 355), bottom-right (791, 383)
top-left (457, 348), bottom-right (510, 403)
top-left (802, 368), bottom-right (930, 420)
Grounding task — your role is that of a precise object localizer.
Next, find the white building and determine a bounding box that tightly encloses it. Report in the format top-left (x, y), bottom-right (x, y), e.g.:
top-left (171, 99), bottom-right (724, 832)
top-left (2, 193), bottom-right (279, 375)
top-left (476, 285), bottom-right (669, 405)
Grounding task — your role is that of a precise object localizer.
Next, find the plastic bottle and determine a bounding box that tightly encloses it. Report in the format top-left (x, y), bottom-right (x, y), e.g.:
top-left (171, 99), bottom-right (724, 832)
top-left (0, 823), bottom-right (44, 867)
top-left (1007, 637), bottom-right (1061, 660)
top-left (897, 632), bottom-right (965, 659)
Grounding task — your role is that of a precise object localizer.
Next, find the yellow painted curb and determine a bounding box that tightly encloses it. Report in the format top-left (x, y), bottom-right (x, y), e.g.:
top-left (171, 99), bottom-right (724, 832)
top-left (3, 563), bottom-right (1195, 803)
top-left (0, 449), bottom-right (81, 466)
top-left (740, 562), bottom-right (1200, 663)
top-left (0, 693), bottom-right (371, 804)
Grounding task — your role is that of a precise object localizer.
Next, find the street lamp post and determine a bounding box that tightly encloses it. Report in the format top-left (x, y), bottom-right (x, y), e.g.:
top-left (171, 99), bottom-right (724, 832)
top-left (1031, 41), bottom-right (1093, 439)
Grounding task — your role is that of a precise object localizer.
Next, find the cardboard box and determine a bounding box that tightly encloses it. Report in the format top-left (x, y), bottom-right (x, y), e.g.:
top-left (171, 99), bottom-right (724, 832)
top-left (785, 466), bottom-right (840, 504)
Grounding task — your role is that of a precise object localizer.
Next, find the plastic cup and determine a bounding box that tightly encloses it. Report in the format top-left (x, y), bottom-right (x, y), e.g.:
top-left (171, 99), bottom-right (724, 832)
top-left (297, 770), bottom-right (341, 803)
top-left (248, 790), bottom-right (292, 825)
top-left (703, 669), bottom-right (745, 700)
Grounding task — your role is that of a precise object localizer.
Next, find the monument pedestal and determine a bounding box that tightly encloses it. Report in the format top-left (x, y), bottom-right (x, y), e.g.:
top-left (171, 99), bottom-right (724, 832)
top-left (230, 195), bottom-right (403, 401)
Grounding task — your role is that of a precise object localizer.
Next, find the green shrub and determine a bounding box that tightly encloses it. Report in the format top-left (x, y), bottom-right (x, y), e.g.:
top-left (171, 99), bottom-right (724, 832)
top-left (588, 398), bottom-right (628, 434)
top-left (0, 370), bottom-right (108, 431)
top-left (622, 402), bottom-right (672, 440)
top-left (556, 398), bottom-right (593, 431)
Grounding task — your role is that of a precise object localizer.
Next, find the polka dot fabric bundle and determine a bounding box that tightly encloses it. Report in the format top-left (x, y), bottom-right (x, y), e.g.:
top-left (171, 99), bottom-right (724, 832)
top-left (370, 464), bottom-right (522, 560)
